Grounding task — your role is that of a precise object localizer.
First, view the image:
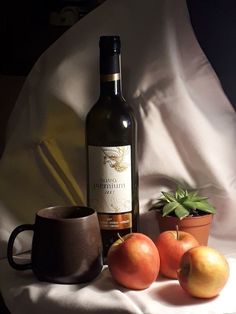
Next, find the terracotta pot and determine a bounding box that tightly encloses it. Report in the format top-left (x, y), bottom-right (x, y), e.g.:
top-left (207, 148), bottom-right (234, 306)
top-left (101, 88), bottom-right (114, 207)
top-left (155, 212), bottom-right (213, 245)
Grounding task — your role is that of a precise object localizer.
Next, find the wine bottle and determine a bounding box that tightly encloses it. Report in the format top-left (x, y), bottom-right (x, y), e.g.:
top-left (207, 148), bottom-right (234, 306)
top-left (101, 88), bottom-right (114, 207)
top-left (86, 36), bottom-right (139, 258)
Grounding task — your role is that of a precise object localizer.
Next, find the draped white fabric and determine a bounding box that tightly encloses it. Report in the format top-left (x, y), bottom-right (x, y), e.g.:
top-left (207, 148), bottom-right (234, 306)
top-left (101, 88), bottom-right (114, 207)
top-left (1, 255), bottom-right (236, 314)
top-left (0, 0), bottom-right (236, 313)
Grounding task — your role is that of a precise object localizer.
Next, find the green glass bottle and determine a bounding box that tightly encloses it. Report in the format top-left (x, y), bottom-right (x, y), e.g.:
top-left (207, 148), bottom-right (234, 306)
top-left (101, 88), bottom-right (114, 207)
top-left (86, 36), bottom-right (139, 258)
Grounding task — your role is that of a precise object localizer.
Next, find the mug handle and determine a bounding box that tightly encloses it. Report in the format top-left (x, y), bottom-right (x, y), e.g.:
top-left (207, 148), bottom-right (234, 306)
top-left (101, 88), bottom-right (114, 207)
top-left (7, 224), bottom-right (34, 270)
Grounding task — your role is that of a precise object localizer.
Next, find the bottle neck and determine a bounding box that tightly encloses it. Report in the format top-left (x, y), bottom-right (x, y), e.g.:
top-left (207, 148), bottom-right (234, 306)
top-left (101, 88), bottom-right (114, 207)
top-left (100, 79), bottom-right (122, 96)
top-left (99, 53), bottom-right (123, 97)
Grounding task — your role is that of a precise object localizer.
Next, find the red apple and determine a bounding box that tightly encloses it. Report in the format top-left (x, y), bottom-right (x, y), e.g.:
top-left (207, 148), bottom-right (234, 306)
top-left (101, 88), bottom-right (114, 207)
top-left (154, 229), bottom-right (199, 279)
top-left (177, 246), bottom-right (230, 298)
top-left (107, 233), bottom-right (160, 290)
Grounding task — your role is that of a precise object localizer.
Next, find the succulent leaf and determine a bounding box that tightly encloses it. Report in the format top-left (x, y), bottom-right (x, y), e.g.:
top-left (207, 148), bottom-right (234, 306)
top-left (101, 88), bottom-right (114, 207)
top-left (183, 200), bottom-right (216, 214)
top-left (175, 186), bottom-right (186, 199)
top-left (162, 202), bottom-right (179, 216)
top-left (187, 192), bottom-right (208, 202)
top-left (174, 204), bottom-right (189, 219)
top-left (161, 191), bottom-right (176, 202)
top-left (150, 186), bottom-right (216, 218)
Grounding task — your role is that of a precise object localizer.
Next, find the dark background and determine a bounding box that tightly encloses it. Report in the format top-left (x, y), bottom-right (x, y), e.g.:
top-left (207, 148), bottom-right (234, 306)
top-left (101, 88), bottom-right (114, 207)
top-left (0, 0), bottom-right (102, 75)
top-left (187, 0), bottom-right (236, 111)
top-left (0, 0), bottom-right (103, 155)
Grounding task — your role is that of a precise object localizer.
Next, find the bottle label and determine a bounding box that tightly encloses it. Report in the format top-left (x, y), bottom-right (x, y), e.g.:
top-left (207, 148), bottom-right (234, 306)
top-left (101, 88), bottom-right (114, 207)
top-left (98, 213), bottom-right (132, 230)
top-left (88, 145), bottom-right (132, 215)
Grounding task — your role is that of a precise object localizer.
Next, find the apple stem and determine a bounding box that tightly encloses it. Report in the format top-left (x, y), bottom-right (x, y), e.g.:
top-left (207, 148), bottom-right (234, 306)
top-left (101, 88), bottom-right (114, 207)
top-left (117, 233), bottom-right (124, 242)
top-left (176, 225), bottom-right (179, 240)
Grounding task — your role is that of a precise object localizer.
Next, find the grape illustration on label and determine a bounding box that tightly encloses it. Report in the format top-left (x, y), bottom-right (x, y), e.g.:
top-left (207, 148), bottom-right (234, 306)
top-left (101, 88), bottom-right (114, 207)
top-left (102, 147), bottom-right (129, 172)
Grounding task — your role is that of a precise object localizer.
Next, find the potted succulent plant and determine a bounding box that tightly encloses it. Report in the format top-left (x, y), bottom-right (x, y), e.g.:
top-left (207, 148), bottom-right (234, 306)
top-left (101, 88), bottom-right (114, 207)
top-left (150, 186), bottom-right (216, 245)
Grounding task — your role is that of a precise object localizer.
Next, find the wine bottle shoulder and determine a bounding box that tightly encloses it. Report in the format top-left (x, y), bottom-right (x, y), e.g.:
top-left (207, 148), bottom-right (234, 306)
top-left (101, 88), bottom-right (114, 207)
top-left (87, 96), bottom-right (136, 123)
top-left (86, 97), bottom-right (137, 146)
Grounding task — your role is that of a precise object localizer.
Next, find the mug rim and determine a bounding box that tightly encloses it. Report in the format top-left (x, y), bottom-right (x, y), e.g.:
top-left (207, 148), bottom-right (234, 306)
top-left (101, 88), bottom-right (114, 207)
top-left (36, 205), bottom-right (96, 221)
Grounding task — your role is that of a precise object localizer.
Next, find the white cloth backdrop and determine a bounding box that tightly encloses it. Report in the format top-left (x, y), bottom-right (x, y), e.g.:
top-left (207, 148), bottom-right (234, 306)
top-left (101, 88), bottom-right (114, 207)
top-left (0, 0), bottom-right (236, 313)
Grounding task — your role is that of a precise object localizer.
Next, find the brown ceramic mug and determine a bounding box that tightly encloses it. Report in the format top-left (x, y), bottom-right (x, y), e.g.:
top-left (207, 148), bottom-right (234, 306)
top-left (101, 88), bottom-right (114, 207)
top-left (7, 206), bottom-right (103, 284)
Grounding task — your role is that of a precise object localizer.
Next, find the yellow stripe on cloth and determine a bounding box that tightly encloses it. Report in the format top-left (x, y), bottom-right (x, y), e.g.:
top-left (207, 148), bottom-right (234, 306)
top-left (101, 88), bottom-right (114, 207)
top-left (36, 138), bottom-right (85, 206)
